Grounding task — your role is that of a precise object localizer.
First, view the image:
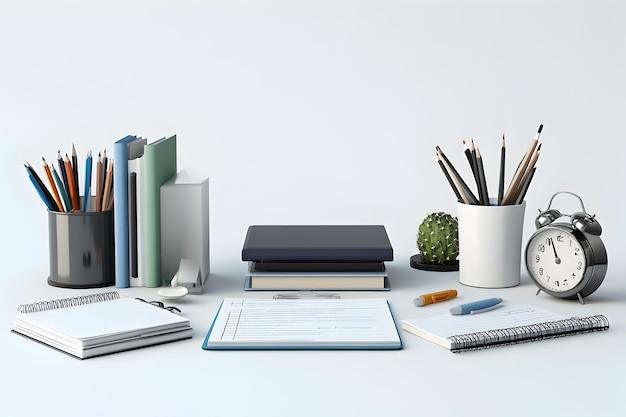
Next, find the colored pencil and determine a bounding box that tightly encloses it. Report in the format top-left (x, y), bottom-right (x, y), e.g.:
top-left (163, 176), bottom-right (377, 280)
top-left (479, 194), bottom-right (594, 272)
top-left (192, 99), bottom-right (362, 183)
top-left (82, 151), bottom-right (93, 212)
top-left (42, 157), bottom-right (65, 212)
top-left (25, 162), bottom-right (58, 211)
top-left (64, 154), bottom-right (79, 211)
top-left (52, 164), bottom-right (72, 212)
top-left (58, 150), bottom-right (70, 195)
top-left (96, 152), bottom-right (103, 212)
top-left (72, 143), bottom-right (80, 203)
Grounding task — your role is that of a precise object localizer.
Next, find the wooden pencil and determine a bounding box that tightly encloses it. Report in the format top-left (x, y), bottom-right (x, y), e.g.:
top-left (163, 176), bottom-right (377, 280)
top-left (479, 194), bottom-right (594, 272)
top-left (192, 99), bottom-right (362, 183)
top-left (96, 152), bottom-right (103, 212)
top-left (42, 157), bottom-right (65, 212)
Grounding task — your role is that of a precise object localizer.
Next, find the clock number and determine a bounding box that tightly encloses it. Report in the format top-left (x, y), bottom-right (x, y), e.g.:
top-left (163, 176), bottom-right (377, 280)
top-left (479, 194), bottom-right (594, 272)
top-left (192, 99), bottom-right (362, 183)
top-left (574, 248), bottom-right (580, 256)
top-left (538, 244), bottom-right (546, 253)
top-left (577, 262), bottom-right (582, 270)
top-left (535, 254), bottom-right (540, 263)
top-left (557, 235), bottom-right (564, 243)
top-left (538, 267), bottom-right (543, 276)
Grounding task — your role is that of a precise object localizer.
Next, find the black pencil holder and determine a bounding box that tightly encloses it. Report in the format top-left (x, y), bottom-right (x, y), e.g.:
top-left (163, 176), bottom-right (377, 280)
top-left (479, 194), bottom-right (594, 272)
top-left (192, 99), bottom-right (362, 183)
top-left (47, 199), bottom-right (115, 288)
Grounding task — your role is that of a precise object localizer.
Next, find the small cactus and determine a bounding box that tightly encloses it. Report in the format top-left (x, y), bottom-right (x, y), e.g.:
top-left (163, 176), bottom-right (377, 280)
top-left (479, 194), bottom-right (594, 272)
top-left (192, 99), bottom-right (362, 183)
top-left (416, 212), bottom-right (459, 264)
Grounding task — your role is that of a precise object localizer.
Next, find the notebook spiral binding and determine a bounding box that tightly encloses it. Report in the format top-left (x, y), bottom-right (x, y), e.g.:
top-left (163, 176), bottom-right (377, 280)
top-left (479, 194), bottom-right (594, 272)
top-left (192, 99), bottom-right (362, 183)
top-left (17, 291), bottom-right (121, 314)
top-left (448, 315), bottom-right (609, 353)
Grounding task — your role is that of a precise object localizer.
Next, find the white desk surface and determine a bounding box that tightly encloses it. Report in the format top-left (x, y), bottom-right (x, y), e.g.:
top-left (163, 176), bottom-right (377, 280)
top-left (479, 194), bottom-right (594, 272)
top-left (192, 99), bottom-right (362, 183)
top-left (2, 248), bottom-right (624, 417)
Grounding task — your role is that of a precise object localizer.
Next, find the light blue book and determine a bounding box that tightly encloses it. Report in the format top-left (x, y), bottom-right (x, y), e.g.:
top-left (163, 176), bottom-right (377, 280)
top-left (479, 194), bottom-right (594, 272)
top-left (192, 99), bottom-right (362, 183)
top-left (113, 135), bottom-right (146, 288)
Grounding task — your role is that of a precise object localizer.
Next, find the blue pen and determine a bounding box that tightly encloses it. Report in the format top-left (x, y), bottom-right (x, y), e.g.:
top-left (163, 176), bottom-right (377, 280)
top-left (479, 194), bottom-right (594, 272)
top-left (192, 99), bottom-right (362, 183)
top-left (450, 297), bottom-right (503, 315)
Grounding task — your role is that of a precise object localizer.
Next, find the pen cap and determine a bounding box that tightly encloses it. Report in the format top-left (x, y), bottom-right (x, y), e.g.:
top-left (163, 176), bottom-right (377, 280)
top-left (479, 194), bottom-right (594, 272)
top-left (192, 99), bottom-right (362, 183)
top-left (47, 201), bottom-right (115, 288)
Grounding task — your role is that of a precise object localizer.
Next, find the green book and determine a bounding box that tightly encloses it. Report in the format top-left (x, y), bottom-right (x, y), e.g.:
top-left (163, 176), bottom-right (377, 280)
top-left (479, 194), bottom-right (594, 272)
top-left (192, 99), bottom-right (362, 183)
top-left (142, 135), bottom-right (177, 287)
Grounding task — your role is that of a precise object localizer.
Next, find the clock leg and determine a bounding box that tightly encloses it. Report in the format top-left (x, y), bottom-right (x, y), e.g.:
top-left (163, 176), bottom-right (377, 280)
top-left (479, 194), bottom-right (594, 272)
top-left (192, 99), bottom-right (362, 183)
top-left (576, 293), bottom-right (585, 305)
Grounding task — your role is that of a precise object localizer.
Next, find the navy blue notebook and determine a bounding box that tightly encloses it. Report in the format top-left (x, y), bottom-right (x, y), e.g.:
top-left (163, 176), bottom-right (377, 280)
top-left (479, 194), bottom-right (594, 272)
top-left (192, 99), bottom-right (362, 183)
top-left (241, 225), bottom-right (394, 262)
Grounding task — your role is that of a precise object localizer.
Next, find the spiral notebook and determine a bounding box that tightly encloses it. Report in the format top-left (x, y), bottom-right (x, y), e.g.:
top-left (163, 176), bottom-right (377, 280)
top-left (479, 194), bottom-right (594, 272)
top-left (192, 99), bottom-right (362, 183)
top-left (401, 304), bottom-right (609, 353)
top-left (12, 291), bottom-right (192, 359)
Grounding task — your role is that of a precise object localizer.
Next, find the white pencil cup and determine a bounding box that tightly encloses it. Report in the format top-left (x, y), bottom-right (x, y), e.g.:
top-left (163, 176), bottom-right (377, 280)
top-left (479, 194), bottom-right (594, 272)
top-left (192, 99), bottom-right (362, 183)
top-left (457, 200), bottom-right (526, 288)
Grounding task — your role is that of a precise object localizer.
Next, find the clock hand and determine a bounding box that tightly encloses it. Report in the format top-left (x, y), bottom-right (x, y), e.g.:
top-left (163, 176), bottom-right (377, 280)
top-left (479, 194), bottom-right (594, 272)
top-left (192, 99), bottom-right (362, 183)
top-left (548, 238), bottom-right (561, 264)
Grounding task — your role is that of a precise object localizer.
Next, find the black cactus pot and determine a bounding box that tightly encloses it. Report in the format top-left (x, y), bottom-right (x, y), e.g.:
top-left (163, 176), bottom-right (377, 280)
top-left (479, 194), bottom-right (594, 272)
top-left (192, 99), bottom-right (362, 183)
top-left (410, 254), bottom-right (459, 272)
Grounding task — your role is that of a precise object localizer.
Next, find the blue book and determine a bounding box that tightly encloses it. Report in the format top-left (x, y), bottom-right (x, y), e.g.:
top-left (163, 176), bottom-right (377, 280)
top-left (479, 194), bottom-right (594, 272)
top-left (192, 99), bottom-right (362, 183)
top-left (113, 135), bottom-right (145, 288)
top-left (241, 225), bottom-right (394, 262)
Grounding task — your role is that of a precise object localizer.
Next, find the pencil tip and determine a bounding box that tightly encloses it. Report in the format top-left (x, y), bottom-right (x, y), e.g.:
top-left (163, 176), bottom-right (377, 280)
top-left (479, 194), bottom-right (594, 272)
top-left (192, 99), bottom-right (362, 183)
top-left (538, 124), bottom-right (543, 133)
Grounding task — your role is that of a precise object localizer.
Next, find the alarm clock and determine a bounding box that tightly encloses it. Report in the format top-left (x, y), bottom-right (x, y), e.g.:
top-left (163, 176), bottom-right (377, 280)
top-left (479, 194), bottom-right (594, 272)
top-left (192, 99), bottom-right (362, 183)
top-left (525, 191), bottom-right (607, 304)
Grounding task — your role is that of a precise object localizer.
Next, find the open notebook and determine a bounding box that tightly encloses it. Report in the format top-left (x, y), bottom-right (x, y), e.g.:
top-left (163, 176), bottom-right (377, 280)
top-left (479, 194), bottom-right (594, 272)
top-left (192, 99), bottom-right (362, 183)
top-left (12, 291), bottom-right (192, 359)
top-left (402, 304), bottom-right (608, 353)
top-left (202, 298), bottom-right (402, 350)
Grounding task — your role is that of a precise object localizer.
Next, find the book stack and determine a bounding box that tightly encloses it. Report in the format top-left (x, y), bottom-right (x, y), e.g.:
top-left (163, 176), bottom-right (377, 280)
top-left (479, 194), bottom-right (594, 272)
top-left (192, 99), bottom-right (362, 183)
top-left (241, 225), bottom-right (394, 290)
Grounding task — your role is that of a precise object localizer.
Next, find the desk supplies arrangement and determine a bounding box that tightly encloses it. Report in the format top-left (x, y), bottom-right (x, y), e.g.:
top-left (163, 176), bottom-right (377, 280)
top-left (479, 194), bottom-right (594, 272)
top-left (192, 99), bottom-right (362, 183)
top-left (202, 298), bottom-right (402, 350)
top-left (11, 291), bottom-right (192, 359)
top-left (436, 125), bottom-right (543, 206)
top-left (401, 303), bottom-right (608, 353)
top-left (241, 225), bottom-right (393, 290)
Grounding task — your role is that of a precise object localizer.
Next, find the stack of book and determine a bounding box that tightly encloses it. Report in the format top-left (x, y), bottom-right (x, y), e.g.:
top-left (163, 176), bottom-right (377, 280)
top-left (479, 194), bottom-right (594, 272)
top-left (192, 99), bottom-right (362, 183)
top-left (241, 225), bottom-right (393, 291)
top-left (114, 135), bottom-right (178, 288)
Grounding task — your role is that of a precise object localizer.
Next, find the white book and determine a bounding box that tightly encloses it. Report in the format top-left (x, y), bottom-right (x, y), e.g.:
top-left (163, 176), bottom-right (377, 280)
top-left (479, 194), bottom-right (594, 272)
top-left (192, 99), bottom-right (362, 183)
top-left (127, 152), bottom-right (146, 287)
top-left (160, 170), bottom-right (210, 293)
top-left (245, 261), bottom-right (389, 290)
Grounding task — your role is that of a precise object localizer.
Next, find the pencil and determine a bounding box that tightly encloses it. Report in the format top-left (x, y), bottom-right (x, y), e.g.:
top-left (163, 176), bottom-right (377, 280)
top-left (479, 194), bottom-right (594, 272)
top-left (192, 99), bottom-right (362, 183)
top-left (463, 140), bottom-right (478, 180)
top-left (25, 162), bottom-right (58, 211)
top-left (64, 154), bottom-right (79, 211)
top-left (82, 151), bottom-right (92, 212)
top-left (436, 146), bottom-right (480, 205)
top-left (96, 152), bottom-right (103, 212)
top-left (470, 139), bottom-right (483, 200)
top-left (101, 149), bottom-right (108, 200)
top-left (42, 157), bottom-right (65, 212)
top-left (501, 124), bottom-right (543, 205)
top-left (516, 167), bottom-right (537, 204)
top-left (476, 147), bottom-right (489, 205)
top-left (497, 135), bottom-right (506, 205)
top-left (58, 150), bottom-right (70, 195)
top-left (52, 164), bottom-right (72, 212)
top-left (437, 153), bottom-right (463, 202)
top-left (514, 144), bottom-right (541, 204)
top-left (101, 160), bottom-right (113, 211)
top-left (442, 157), bottom-right (472, 205)
top-left (72, 143), bottom-right (80, 204)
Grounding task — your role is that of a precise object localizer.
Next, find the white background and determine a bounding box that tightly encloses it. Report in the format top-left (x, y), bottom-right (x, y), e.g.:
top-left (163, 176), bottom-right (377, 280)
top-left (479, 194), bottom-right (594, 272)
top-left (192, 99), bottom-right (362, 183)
top-left (1, 2), bottom-right (625, 417)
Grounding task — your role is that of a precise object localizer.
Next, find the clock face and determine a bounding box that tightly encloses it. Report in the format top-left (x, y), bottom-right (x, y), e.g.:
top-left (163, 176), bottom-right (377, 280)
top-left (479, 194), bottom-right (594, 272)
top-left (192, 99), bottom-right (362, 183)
top-left (525, 226), bottom-right (587, 293)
